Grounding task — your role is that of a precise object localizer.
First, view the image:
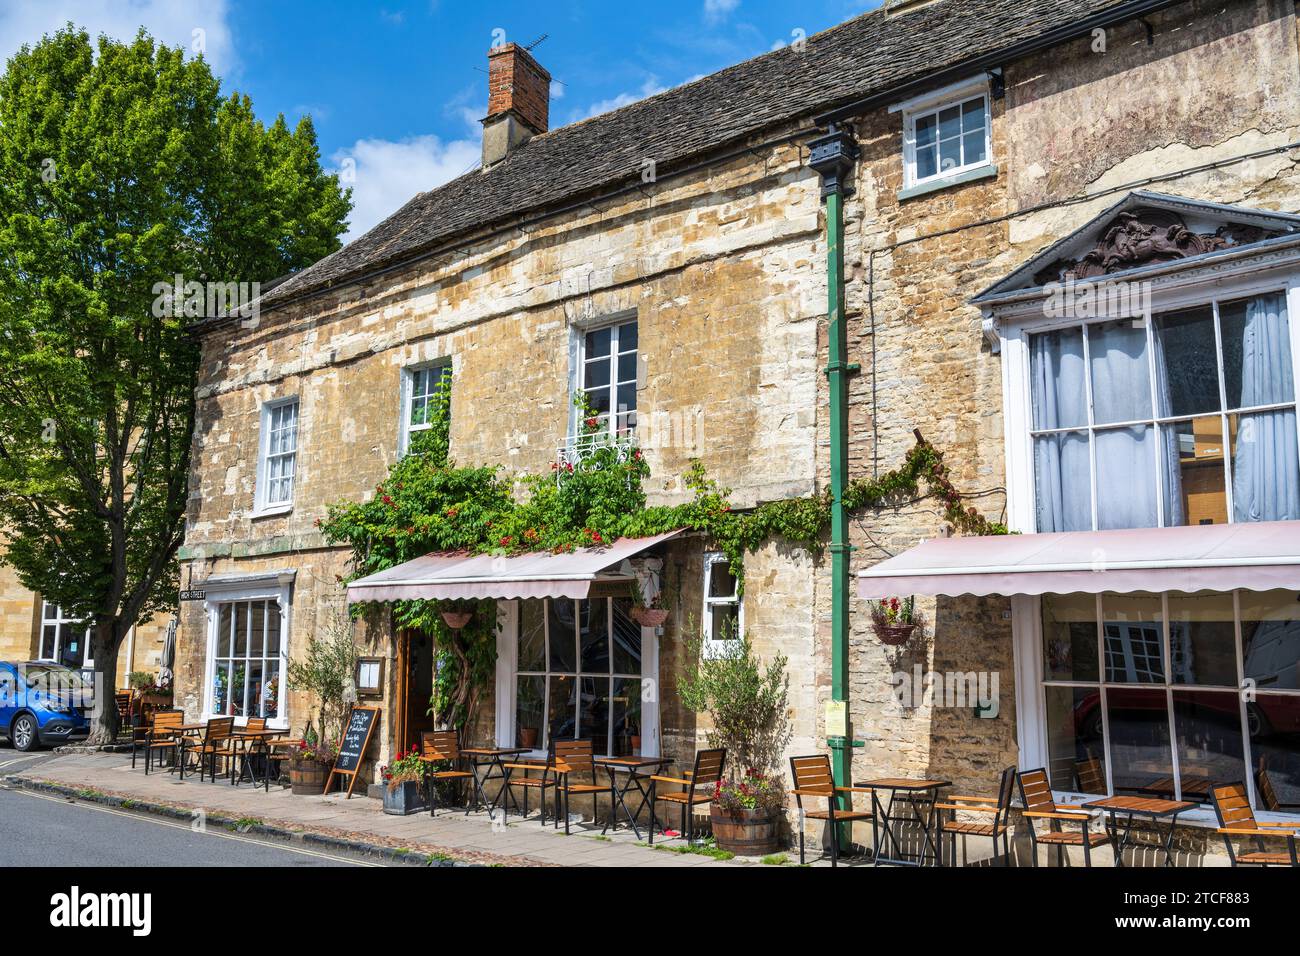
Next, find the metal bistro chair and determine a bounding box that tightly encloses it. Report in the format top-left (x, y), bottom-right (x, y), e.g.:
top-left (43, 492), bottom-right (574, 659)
top-left (787, 754), bottom-right (874, 867)
top-left (141, 710), bottom-right (185, 775)
top-left (418, 730), bottom-right (474, 818)
top-left (552, 739), bottom-right (616, 835)
top-left (1017, 768), bottom-right (1108, 867)
top-left (935, 766), bottom-right (1016, 866)
top-left (1211, 781), bottom-right (1299, 867)
top-left (647, 748), bottom-right (727, 845)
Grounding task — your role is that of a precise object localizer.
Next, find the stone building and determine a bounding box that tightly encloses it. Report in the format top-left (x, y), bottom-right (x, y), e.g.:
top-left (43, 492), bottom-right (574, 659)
top-left (177, 0), bottom-right (1300, 863)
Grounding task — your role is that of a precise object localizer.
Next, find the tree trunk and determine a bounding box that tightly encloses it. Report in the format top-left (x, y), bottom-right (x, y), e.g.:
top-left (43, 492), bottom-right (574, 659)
top-left (87, 621), bottom-right (122, 746)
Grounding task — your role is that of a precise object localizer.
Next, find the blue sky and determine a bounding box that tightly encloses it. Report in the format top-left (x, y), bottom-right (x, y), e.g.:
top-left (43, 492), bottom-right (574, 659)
top-left (0, 0), bottom-right (881, 239)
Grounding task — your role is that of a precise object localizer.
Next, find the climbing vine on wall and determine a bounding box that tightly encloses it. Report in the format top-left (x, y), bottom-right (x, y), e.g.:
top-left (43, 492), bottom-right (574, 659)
top-left (322, 378), bottom-right (1007, 728)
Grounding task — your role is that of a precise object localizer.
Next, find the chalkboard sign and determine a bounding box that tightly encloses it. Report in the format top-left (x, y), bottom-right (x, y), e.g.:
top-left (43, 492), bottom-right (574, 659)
top-left (324, 704), bottom-right (380, 799)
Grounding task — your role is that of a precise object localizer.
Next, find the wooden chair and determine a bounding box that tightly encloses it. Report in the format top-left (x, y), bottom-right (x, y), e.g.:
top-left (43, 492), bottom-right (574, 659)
top-left (647, 748), bottom-right (727, 845)
top-left (418, 730), bottom-right (474, 818)
top-left (1211, 782), bottom-right (1298, 867)
top-left (182, 717), bottom-right (237, 782)
top-left (503, 742), bottom-right (559, 827)
top-left (551, 739), bottom-right (615, 835)
top-left (1074, 750), bottom-right (1106, 795)
top-left (787, 754), bottom-right (874, 867)
top-left (115, 692), bottom-right (133, 737)
top-left (1018, 768), bottom-right (1108, 867)
top-left (935, 766), bottom-right (1016, 866)
top-left (141, 710), bottom-right (185, 775)
top-left (1256, 756), bottom-right (1300, 812)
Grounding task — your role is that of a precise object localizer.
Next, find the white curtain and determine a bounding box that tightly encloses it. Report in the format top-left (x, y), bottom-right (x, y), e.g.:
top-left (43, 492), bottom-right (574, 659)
top-left (1152, 322), bottom-right (1186, 526)
top-left (1090, 321), bottom-right (1158, 528)
top-left (1232, 293), bottom-right (1300, 522)
top-left (1031, 330), bottom-right (1091, 532)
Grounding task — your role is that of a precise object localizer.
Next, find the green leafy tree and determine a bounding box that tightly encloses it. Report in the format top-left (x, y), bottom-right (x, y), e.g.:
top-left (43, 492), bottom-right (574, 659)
top-left (0, 26), bottom-right (351, 742)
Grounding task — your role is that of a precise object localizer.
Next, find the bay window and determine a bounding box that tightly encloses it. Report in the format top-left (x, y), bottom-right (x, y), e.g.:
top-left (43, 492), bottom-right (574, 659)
top-left (201, 571), bottom-right (293, 728)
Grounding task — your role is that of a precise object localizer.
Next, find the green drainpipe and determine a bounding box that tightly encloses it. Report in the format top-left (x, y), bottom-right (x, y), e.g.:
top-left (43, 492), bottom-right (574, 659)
top-left (808, 124), bottom-right (860, 848)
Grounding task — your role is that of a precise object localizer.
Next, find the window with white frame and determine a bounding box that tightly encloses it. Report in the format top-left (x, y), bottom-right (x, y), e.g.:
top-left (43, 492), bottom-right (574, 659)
top-left (38, 602), bottom-right (91, 669)
top-left (1037, 590), bottom-right (1300, 813)
top-left (399, 362), bottom-right (450, 455)
top-left (903, 92), bottom-right (990, 189)
top-left (576, 318), bottom-right (638, 437)
top-left (256, 398), bottom-right (299, 512)
top-left (210, 598), bottom-right (283, 721)
top-left (703, 554), bottom-right (742, 650)
top-left (1029, 293), bottom-right (1300, 532)
top-left (513, 597), bottom-right (643, 755)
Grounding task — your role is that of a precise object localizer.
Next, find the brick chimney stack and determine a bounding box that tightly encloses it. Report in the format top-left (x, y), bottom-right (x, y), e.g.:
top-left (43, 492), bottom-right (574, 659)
top-left (481, 42), bottom-right (551, 167)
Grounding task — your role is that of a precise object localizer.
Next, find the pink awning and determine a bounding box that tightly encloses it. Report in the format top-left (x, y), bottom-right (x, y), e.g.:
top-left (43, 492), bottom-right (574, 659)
top-left (857, 521), bottom-right (1300, 598)
top-left (346, 530), bottom-right (683, 603)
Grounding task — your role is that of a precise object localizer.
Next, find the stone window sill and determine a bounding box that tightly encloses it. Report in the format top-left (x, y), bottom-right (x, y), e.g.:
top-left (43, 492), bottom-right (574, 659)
top-left (898, 163), bottom-right (998, 202)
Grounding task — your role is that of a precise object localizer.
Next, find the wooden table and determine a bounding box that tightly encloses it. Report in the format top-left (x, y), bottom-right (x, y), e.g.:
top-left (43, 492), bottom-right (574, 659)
top-left (461, 747), bottom-right (531, 815)
top-left (857, 777), bottom-right (951, 867)
top-left (596, 755), bottom-right (673, 841)
top-left (1081, 795), bottom-right (1197, 867)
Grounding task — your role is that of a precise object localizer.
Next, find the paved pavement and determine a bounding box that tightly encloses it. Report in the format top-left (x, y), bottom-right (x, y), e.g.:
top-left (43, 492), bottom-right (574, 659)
top-left (0, 786), bottom-right (372, 867)
top-left (6, 751), bottom-right (765, 868)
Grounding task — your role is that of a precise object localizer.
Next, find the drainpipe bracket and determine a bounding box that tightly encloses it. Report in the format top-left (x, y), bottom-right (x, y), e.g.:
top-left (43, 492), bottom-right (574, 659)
top-left (827, 737), bottom-right (865, 749)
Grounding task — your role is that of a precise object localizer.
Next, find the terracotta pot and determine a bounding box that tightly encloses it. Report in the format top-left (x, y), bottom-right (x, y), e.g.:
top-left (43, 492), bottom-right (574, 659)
top-left (630, 735), bottom-right (641, 753)
top-left (710, 805), bottom-right (780, 856)
top-left (288, 758), bottom-right (329, 796)
top-left (441, 610), bottom-right (473, 629)
top-left (520, 727), bottom-right (539, 749)
top-left (874, 623), bottom-right (917, 646)
top-left (630, 607), bottom-right (669, 627)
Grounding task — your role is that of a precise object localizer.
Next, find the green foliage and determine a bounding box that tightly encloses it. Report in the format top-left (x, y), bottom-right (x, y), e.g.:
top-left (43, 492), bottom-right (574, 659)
top-left (0, 26), bottom-right (351, 740)
top-left (285, 610), bottom-right (358, 746)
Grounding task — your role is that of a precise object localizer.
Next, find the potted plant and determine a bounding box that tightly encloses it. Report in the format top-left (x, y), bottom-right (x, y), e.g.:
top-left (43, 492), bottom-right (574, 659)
top-left (678, 626), bottom-right (790, 855)
top-left (869, 596), bottom-right (919, 646)
top-left (517, 678), bottom-right (543, 749)
top-left (629, 578), bottom-right (669, 628)
top-left (288, 733), bottom-right (337, 796)
top-left (380, 748), bottom-right (429, 815)
top-left (440, 598), bottom-right (474, 630)
top-left (128, 671), bottom-right (173, 707)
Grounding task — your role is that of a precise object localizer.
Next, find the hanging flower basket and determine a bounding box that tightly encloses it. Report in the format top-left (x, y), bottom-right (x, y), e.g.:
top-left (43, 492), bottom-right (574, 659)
top-left (441, 610), bottom-right (473, 629)
top-left (630, 607), bottom-right (669, 627)
top-left (869, 596), bottom-right (920, 647)
top-left (873, 623), bottom-right (917, 646)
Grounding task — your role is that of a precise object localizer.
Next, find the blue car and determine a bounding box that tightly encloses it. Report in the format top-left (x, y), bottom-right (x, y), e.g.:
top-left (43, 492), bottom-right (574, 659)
top-left (0, 661), bottom-right (92, 751)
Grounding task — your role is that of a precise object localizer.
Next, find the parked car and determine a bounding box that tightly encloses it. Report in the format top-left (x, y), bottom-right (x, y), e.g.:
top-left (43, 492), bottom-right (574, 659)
top-left (0, 661), bottom-right (92, 751)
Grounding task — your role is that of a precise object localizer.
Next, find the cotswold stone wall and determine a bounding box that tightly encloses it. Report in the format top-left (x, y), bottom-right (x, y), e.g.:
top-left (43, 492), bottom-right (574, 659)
top-left (0, 559), bottom-right (38, 662)
top-left (178, 132), bottom-right (825, 773)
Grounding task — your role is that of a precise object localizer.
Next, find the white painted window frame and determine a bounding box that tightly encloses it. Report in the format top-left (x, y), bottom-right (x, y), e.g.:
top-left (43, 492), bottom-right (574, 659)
top-left (571, 311), bottom-right (639, 440)
top-left (397, 360), bottom-right (450, 457)
top-left (702, 552), bottom-right (744, 659)
top-left (254, 397), bottom-right (299, 516)
top-left (896, 77), bottom-right (993, 192)
top-left (200, 573), bottom-right (293, 730)
top-left (38, 602), bottom-right (93, 668)
top-left (494, 597), bottom-right (660, 758)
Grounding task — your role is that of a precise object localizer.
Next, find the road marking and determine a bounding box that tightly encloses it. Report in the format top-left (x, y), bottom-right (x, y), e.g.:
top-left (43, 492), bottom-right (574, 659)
top-left (8, 787), bottom-right (384, 866)
top-left (0, 755), bottom-right (44, 770)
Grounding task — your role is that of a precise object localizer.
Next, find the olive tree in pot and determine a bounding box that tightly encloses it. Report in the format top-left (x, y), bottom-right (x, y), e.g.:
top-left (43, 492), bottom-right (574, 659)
top-left (285, 610), bottom-right (357, 793)
top-left (678, 623), bottom-right (790, 855)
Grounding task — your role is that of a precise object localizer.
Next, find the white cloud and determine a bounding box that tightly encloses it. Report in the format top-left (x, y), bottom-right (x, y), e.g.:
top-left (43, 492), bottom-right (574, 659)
top-left (567, 76), bottom-right (668, 125)
top-left (703, 0), bottom-right (741, 23)
top-left (332, 135), bottom-right (481, 242)
top-left (0, 0), bottom-right (237, 76)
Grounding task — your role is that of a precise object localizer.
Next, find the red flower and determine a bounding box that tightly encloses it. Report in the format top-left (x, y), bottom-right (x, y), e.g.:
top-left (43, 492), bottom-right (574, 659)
top-left (382, 495), bottom-right (393, 506)
top-left (585, 416), bottom-right (598, 428)
top-left (500, 536), bottom-right (512, 546)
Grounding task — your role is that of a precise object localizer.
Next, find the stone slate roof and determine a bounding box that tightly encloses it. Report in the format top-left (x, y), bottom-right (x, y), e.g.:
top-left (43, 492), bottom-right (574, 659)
top-left (263, 0), bottom-right (1147, 309)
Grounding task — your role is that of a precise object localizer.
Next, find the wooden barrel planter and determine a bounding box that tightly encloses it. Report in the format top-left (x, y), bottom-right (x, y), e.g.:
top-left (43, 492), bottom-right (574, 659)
top-left (710, 806), bottom-right (780, 856)
top-left (289, 759), bottom-right (329, 795)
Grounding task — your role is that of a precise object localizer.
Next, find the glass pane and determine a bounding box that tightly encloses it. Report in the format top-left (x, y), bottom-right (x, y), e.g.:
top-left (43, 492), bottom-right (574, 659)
top-left (916, 144), bottom-right (937, 180)
top-left (585, 387), bottom-right (610, 416)
top-left (1089, 319), bottom-right (1152, 425)
top-left (1106, 687), bottom-right (1173, 796)
top-left (961, 97), bottom-right (986, 130)
top-left (1164, 416), bottom-right (1227, 527)
top-left (584, 327), bottom-right (611, 358)
top-left (962, 130), bottom-right (986, 166)
top-left (937, 105), bottom-right (961, 141)
top-left (579, 600), bottom-right (610, 674)
top-left (516, 675), bottom-right (544, 749)
top-left (59, 633), bottom-right (81, 669)
top-left (249, 602), bottom-right (266, 660)
top-left (1103, 593), bottom-right (1164, 683)
top-left (41, 625), bottom-right (57, 660)
top-left (1230, 409), bottom-right (1300, 522)
top-left (617, 352), bottom-right (637, 382)
top-left (1167, 592), bottom-right (1237, 686)
top-left (217, 604), bottom-right (233, 658)
top-left (1154, 308), bottom-right (1220, 417)
top-left (1033, 431), bottom-right (1091, 532)
top-left (615, 383), bottom-right (636, 417)
top-left (583, 358), bottom-right (610, 389)
top-left (578, 676), bottom-right (610, 752)
top-left (1221, 293), bottom-right (1294, 409)
top-left (229, 661), bottom-right (247, 717)
top-left (611, 598), bottom-right (641, 675)
top-left (547, 675), bottom-right (576, 743)
top-left (548, 599), bottom-right (577, 673)
top-left (611, 677), bottom-right (641, 757)
top-left (915, 114), bottom-right (936, 147)
top-left (1095, 425), bottom-right (1158, 529)
top-left (409, 395), bottom-right (429, 427)
top-left (708, 560), bottom-right (738, 599)
top-left (265, 604), bottom-right (281, 657)
top-left (938, 135), bottom-right (961, 174)
top-left (710, 604), bottom-right (739, 643)
top-left (234, 603), bottom-right (249, 657)
top-left (616, 321), bottom-right (636, 353)
top-left (1172, 689), bottom-right (1244, 804)
top-left (1031, 328), bottom-right (1087, 430)
top-left (1041, 593), bottom-right (1099, 682)
top-left (264, 665), bottom-right (279, 720)
top-left (214, 662), bottom-right (231, 715)
top-left (518, 600), bottom-right (546, 672)
top-left (246, 661), bottom-right (265, 719)
top-left (1239, 590), bottom-right (1300, 691)
top-left (1045, 685), bottom-right (1106, 793)
top-left (1251, 699), bottom-right (1300, 810)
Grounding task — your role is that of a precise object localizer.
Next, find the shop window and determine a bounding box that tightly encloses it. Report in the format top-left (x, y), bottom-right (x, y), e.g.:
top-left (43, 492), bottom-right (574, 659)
top-left (39, 602), bottom-right (91, 669)
top-left (1029, 293), bottom-right (1300, 532)
top-left (210, 599), bottom-right (283, 720)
